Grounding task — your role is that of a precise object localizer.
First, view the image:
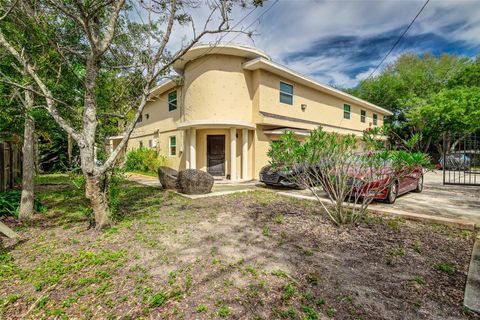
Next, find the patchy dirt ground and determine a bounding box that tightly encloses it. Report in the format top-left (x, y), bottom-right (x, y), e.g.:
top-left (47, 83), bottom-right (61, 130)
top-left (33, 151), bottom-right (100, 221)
top-left (0, 175), bottom-right (478, 319)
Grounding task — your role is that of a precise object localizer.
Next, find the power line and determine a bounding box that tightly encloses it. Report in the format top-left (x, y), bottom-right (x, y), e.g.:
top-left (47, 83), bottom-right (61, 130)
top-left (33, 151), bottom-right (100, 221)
top-left (175, 4), bottom-right (260, 73)
top-left (222, 0), bottom-right (279, 46)
top-left (363, 0), bottom-right (430, 81)
top-left (184, 0), bottom-right (279, 75)
top-left (148, 1), bottom-right (279, 105)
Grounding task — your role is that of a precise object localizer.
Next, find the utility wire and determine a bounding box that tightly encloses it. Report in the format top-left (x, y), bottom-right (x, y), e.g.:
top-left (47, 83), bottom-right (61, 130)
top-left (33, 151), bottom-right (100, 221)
top-left (175, 4), bottom-right (260, 73)
top-left (363, 0), bottom-right (430, 81)
top-left (222, 0), bottom-right (279, 46)
top-left (184, 0), bottom-right (279, 75)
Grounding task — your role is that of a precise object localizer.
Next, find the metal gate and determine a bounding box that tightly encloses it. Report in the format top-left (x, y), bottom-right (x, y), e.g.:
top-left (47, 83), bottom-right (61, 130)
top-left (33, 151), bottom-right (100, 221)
top-left (442, 133), bottom-right (480, 186)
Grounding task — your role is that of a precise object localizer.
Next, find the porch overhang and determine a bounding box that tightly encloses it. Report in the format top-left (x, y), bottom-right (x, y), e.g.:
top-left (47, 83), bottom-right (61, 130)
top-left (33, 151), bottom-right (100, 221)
top-left (177, 120), bottom-right (256, 130)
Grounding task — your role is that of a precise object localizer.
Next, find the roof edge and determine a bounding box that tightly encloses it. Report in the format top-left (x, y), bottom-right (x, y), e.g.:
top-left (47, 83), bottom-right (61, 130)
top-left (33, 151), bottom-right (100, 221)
top-left (172, 43), bottom-right (271, 72)
top-left (243, 58), bottom-right (393, 116)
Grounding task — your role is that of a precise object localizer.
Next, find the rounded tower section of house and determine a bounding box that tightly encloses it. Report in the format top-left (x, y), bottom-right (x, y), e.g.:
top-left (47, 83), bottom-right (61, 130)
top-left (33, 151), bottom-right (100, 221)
top-left (171, 44), bottom-right (270, 180)
top-left (173, 44), bottom-right (270, 125)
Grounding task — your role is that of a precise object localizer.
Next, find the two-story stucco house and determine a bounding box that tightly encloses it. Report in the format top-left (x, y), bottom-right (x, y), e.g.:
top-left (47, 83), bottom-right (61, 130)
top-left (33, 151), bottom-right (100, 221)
top-left (112, 44), bottom-right (393, 181)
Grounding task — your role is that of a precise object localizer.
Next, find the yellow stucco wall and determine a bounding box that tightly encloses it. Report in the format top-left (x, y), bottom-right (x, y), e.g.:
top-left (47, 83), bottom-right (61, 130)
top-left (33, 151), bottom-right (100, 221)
top-left (253, 126), bottom-right (272, 178)
top-left (182, 55), bottom-right (255, 123)
top-left (121, 48), bottom-right (390, 180)
top-left (159, 130), bottom-right (186, 170)
top-left (126, 134), bottom-right (155, 151)
top-left (256, 70), bottom-right (384, 132)
top-left (127, 87), bottom-right (182, 145)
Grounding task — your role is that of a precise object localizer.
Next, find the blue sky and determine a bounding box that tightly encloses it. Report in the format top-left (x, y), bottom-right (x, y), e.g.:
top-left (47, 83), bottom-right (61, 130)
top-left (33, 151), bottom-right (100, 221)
top-left (167, 0), bottom-right (480, 88)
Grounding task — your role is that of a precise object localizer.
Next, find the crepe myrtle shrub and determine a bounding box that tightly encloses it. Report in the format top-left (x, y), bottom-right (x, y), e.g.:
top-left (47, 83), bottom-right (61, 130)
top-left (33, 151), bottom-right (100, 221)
top-left (268, 128), bottom-right (430, 225)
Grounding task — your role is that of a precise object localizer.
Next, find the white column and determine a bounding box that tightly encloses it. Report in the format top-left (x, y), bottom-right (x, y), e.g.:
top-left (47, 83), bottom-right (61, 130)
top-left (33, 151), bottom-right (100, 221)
top-left (230, 127), bottom-right (237, 180)
top-left (189, 128), bottom-right (196, 169)
top-left (242, 129), bottom-right (249, 180)
top-left (185, 130), bottom-right (190, 169)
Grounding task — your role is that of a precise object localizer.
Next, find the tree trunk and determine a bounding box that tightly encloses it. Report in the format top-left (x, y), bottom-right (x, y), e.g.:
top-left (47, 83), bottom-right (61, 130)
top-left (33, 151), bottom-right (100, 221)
top-left (67, 133), bottom-right (73, 168)
top-left (85, 175), bottom-right (112, 229)
top-left (19, 92), bottom-right (35, 221)
top-left (34, 134), bottom-right (40, 175)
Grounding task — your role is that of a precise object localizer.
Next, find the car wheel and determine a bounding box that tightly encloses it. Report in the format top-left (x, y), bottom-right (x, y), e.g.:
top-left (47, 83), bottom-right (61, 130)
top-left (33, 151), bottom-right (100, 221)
top-left (385, 182), bottom-right (398, 204)
top-left (414, 174), bottom-right (424, 193)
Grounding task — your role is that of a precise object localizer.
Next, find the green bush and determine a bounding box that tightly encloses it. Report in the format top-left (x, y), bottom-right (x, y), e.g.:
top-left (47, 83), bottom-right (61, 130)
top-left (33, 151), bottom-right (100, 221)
top-left (123, 148), bottom-right (168, 175)
top-left (0, 190), bottom-right (46, 218)
top-left (268, 127), bottom-right (431, 225)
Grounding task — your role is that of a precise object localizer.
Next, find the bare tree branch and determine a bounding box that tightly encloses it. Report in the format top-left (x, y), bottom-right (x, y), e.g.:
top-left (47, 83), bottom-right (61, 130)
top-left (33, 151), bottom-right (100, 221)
top-left (97, 0), bottom-right (125, 54)
top-left (0, 79), bottom-right (68, 106)
top-left (0, 0), bottom-right (20, 21)
top-left (0, 31), bottom-right (83, 143)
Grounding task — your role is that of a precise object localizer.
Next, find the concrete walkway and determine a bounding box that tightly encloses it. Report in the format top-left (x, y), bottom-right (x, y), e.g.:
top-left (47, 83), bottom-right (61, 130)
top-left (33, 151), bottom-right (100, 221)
top-left (125, 173), bottom-right (257, 198)
top-left (125, 173), bottom-right (160, 187)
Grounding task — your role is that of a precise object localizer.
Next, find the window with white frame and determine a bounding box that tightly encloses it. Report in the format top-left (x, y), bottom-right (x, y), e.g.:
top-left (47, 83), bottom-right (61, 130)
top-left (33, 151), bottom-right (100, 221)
top-left (360, 110), bottom-right (366, 123)
top-left (343, 104), bottom-right (351, 119)
top-left (279, 82), bottom-right (293, 105)
top-left (169, 136), bottom-right (177, 156)
top-left (168, 90), bottom-right (177, 112)
top-left (373, 113), bottom-right (378, 126)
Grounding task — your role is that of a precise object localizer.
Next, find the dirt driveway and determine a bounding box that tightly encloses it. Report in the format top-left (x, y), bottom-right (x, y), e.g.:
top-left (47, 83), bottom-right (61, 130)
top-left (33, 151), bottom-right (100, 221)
top-left (1, 178), bottom-right (477, 319)
top-left (274, 171), bottom-right (480, 226)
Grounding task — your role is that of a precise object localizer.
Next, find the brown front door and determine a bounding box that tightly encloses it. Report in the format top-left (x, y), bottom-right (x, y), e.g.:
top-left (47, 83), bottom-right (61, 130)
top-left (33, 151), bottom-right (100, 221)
top-left (207, 135), bottom-right (225, 176)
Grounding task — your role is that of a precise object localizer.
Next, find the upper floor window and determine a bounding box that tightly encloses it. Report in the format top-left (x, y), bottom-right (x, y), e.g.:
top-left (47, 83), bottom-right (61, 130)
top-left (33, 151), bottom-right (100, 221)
top-left (343, 104), bottom-right (351, 119)
top-left (168, 90), bottom-right (177, 112)
top-left (360, 110), bottom-right (366, 123)
top-left (373, 113), bottom-right (378, 126)
top-left (279, 82), bottom-right (293, 105)
top-left (169, 136), bottom-right (177, 156)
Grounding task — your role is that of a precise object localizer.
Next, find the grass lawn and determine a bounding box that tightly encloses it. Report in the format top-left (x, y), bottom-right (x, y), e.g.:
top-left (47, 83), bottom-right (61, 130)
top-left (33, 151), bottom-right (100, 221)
top-left (0, 174), bottom-right (478, 319)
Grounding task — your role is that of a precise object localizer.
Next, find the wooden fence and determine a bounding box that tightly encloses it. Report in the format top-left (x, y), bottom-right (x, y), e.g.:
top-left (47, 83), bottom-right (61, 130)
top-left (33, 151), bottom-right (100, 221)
top-left (0, 138), bottom-right (22, 192)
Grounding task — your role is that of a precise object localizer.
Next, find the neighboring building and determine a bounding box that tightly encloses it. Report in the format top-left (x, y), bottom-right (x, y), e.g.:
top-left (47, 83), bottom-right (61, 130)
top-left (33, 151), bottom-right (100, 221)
top-left (112, 44), bottom-right (393, 180)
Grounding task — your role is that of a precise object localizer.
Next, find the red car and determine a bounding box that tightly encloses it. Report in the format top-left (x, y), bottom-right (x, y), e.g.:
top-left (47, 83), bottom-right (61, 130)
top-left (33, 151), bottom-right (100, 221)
top-left (324, 165), bottom-right (424, 204)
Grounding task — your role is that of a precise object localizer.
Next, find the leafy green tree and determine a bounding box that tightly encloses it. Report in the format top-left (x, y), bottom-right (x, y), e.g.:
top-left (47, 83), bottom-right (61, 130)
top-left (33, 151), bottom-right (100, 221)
top-left (448, 55), bottom-right (480, 88)
top-left (406, 87), bottom-right (480, 154)
top-left (351, 52), bottom-right (475, 154)
top-left (0, 0), bottom-right (261, 229)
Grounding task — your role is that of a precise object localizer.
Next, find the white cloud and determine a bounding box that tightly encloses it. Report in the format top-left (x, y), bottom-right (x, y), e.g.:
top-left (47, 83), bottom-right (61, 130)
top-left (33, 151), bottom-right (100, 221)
top-left (153, 0), bottom-right (480, 87)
